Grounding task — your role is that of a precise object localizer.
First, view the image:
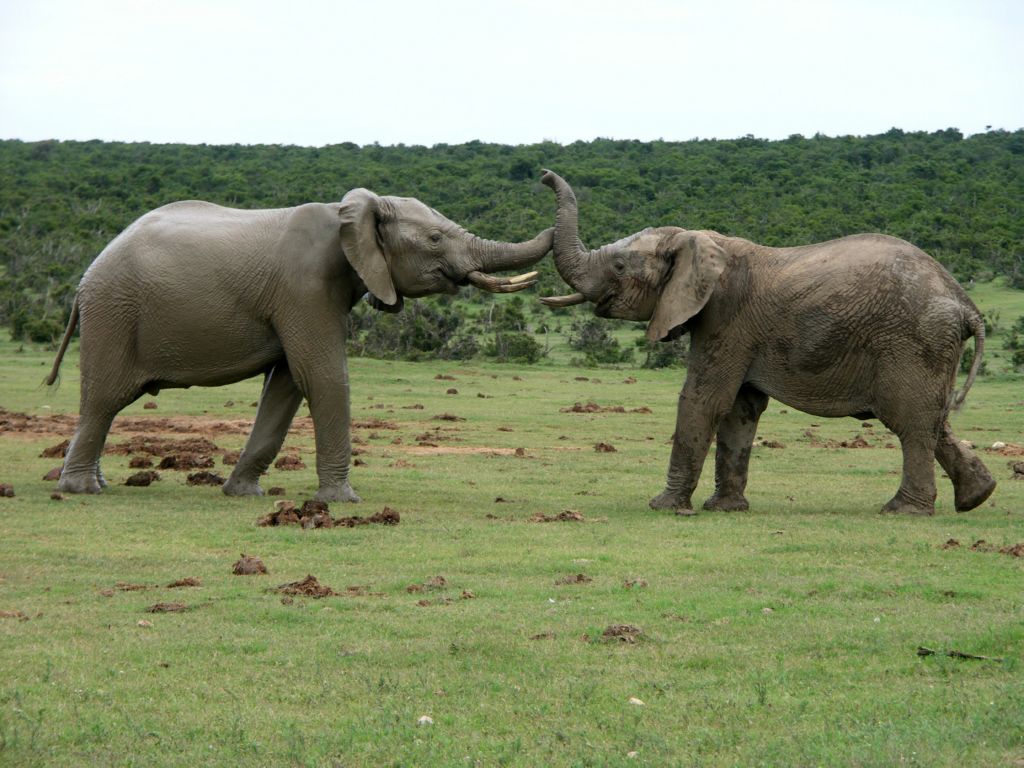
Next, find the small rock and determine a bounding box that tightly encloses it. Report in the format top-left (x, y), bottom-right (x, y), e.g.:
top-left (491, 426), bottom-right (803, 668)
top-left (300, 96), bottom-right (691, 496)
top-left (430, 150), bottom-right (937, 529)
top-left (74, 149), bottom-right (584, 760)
top-left (143, 401), bottom-right (157, 409)
top-left (417, 715), bottom-right (434, 726)
top-left (628, 697), bottom-right (645, 706)
top-left (137, 619), bottom-right (153, 627)
top-left (992, 441), bottom-right (1007, 450)
top-left (446, 388), bottom-right (458, 395)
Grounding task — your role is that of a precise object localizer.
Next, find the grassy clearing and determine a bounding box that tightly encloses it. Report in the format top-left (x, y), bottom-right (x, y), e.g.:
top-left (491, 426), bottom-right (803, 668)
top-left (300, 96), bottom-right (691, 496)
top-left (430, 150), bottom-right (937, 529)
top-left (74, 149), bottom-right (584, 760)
top-left (1, 331), bottom-right (1022, 767)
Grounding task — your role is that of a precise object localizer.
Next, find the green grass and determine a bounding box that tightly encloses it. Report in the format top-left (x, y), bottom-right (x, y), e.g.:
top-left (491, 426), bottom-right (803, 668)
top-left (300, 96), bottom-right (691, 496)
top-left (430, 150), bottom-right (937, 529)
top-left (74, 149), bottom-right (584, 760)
top-left (1, 329), bottom-right (1023, 767)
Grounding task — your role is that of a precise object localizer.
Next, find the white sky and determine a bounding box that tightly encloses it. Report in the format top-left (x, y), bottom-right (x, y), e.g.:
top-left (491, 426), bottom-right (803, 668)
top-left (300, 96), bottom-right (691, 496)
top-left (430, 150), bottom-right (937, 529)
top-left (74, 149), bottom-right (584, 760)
top-left (1, 0), bottom-right (1021, 147)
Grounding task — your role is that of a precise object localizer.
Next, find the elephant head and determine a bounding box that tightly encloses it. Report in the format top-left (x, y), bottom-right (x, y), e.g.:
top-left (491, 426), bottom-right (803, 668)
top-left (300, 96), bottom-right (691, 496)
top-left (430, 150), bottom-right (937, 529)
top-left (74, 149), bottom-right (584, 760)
top-left (539, 170), bottom-right (726, 341)
top-left (338, 188), bottom-right (552, 311)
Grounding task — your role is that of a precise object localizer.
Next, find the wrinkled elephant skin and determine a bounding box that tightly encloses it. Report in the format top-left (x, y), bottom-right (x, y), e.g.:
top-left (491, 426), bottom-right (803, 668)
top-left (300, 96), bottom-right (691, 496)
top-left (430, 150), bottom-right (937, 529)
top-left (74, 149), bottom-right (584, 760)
top-left (47, 189), bottom-right (552, 502)
top-left (541, 170), bottom-right (995, 516)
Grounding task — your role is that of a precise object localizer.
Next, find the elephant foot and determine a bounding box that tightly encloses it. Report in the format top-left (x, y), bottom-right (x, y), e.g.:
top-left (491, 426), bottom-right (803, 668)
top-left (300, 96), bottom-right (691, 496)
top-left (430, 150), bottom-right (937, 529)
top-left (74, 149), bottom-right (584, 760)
top-left (57, 472), bottom-right (103, 495)
top-left (703, 493), bottom-right (749, 512)
top-left (880, 496), bottom-right (935, 516)
top-left (315, 482), bottom-right (361, 504)
top-left (649, 489), bottom-right (695, 515)
top-left (954, 474), bottom-right (996, 512)
top-left (222, 475), bottom-right (264, 497)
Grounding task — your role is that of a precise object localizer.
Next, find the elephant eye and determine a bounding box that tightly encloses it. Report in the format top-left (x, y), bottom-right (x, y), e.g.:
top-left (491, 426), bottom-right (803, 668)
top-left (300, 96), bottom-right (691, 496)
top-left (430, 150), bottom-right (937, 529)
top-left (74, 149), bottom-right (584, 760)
top-left (428, 231), bottom-right (443, 244)
top-left (613, 261), bottom-right (626, 274)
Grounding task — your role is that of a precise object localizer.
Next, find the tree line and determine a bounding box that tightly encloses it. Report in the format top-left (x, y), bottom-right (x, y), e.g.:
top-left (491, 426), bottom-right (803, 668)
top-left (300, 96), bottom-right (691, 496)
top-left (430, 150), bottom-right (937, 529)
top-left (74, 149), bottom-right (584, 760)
top-left (1, 129), bottom-right (1021, 347)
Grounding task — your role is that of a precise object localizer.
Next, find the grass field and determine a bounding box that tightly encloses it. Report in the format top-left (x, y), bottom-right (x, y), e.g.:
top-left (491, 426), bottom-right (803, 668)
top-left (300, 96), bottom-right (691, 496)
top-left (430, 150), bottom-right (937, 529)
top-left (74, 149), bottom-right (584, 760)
top-left (1, 311), bottom-right (1023, 766)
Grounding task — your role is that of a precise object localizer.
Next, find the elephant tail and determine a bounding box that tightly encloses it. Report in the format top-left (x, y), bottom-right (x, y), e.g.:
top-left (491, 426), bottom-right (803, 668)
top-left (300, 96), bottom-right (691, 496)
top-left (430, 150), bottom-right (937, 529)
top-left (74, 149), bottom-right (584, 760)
top-left (950, 311), bottom-right (985, 411)
top-left (44, 296), bottom-right (79, 387)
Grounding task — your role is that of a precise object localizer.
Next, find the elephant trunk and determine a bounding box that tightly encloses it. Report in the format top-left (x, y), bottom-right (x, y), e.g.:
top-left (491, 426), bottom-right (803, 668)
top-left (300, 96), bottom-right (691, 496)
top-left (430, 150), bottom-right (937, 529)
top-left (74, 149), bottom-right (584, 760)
top-left (470, 228), bottom-right (553, 273)
top-left (464, 227), bottom-right (553, 293)
top-left (539, 170), bottom-right (603, 301)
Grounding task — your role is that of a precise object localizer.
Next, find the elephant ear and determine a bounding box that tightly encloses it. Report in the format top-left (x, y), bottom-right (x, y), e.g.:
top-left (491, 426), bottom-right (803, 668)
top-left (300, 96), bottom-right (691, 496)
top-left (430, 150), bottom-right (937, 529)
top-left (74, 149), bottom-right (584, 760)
top-left (338, 188), bottom-right (399, 307)
top-left (646, 231), bottom-right (727, 342)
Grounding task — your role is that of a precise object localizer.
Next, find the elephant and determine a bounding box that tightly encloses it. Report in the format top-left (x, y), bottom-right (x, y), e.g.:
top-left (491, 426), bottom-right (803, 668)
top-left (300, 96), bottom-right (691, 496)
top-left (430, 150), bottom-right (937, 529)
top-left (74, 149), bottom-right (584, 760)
top-left (539, 169), bottom-right (995, 516)
top-left (45, 188), bottom-right (552, 502)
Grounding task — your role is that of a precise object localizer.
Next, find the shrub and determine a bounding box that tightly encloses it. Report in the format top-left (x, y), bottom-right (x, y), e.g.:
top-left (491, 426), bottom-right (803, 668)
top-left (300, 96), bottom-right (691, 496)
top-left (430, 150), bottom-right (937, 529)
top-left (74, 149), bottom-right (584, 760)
top-left (484, 332), bottom-right (543, 363)
top-left (567, 317), bottom-right (633, 366)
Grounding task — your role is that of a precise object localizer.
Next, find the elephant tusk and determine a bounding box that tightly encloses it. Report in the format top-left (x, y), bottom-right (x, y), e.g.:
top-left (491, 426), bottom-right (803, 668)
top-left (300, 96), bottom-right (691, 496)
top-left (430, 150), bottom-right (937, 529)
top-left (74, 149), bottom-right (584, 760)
top-left (466, 271), bottom-right (539, 293)
top-left (539, 292), bottom-right (587, 308)
top-left (506, 271), bottom-right (539, 285)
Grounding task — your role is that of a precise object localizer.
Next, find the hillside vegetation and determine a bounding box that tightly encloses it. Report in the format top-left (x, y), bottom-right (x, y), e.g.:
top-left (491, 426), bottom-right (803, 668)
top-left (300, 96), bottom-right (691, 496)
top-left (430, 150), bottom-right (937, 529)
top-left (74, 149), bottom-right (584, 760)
top-left (1, 129), bottom-right (1022, 352)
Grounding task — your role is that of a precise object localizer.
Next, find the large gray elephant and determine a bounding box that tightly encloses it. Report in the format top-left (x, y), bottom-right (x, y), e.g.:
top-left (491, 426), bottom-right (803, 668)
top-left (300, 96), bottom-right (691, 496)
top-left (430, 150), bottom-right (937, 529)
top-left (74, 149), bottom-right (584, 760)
top-left (539, 170), bottom-right (995, 516)
top-left (46, 189), bottom-right (552, 502)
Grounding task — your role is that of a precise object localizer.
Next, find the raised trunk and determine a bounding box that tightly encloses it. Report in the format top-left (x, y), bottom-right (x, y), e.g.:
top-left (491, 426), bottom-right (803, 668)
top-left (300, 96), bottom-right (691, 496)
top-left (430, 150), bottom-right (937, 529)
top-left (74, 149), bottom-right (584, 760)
top-left (540, 170), bottom-right (602, 300)
top-left (470, 228), bottom-right (553, 274)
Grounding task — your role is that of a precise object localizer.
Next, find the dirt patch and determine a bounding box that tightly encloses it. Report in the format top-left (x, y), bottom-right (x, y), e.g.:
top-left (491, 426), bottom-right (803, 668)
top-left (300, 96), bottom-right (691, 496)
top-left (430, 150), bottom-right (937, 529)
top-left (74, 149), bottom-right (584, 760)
top-left (353, 418), bottom-right (398, 430)
top-left (402, 404), bottom-right (425, 410)
top-left (560, 401), bottom-right (650, 414)
top-left (0, 484), bottom-right (14, 497)
top-left (433, 413), bottom-right (465, 422)
top-left (804, 430), bottom-right (875, 449)
top-left (555, 573), bottom-right (592, 585)
top-left (959, 539), bottom-right (1024, 558)
top-left (147, 602), bottom-right (188, 613)
top-left (600, 624), bottom-right (643, 644)
top-left (108, 436), bottom-right (223, 457)
top-left (222, 451), bottom-right (240, 465)
top-left (257, 500), bottom-right (399, 529)
top-left (1010, 461), bottom-right (1024, 479)
top-left (167, 577), bottom-right (201, 588)
top-left (124, 471), bottom-right (160, 487)
top-left (40, 439), bottom-right (69, 458)
top-left (594, 442), bottom-right (617, 453)
top-left (128, 456), bottom-right (153, 469)
top-left (232, 554), bottom-right (268, 575)
top-left (187, 471), bottom-right (225, 486)
top-left (759, 440), bottom-right (786, 449)
top-left (273, 455), bottom-right (305, 471)
top-left (987, 442), bottom-right (1024, 457)
top-left (406, 575), bottom-right (448, 593)
top-left (0, 610), bottom-right (29, 621)
top-left (158, 454), bottom-right (215, 471)
top-left (530, 510), bottom-right (585, 523)
top-left (446, 388), bottom-right (458, 395)
top-left (435, 374), bottom-right (456, 381)
top-left (530, 631), bottom-right (555, 640)
top-left (275, 574), bottom-right (337, 598)
top-left (623, 579), bottom-right (649, 589)
top-left (942, 538), bottom-right (961, 549)
top-left (43, 467), bottom-right (62, 481)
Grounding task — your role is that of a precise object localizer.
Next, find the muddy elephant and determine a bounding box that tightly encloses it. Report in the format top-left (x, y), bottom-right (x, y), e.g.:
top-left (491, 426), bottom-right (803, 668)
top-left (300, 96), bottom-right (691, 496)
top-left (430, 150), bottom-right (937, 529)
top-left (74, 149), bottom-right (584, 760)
top-left (46, 188), bottom-right (552, 502)
top-left (539, 170), bottom-right (995, 516)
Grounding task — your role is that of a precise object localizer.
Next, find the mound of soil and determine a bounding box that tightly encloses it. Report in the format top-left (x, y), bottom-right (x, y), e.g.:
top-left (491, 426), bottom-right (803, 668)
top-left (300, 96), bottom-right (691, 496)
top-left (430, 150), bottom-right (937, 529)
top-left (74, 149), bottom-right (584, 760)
top-left (40, 439), bottom-right (69, 458)
top-left (186, 471), bottom-right (225, 486)
top-left (601, 624), bottom-right (643, 643)
top-left (0, 610), bottom-right (29, 621)
top-left (274, 455), bottom-right (305, 471)
top-left (158, 454), bottom-right (215, 470)
top-left (555, 573), bottom-right (592, 585)
top-left (258, 500), bottom-right (399, 529)
top-left (530, 510), bottom-right (585, 523)
top-left (275, 574), bottom-right (337, 598)
top-left (43, 467), bottom-right (62, 481)
top-left (146, 602), bottom-right (188, 613)
top-left (353, 418), bottom-right (398, 430)
top-left (107, 436), bottom-right (221, 457)
top-left (435, 374), bottom-right (456, 381)
top-left (406, 575), bottom-right (448, 593)
top-left (433, 413), bottom-right (465, 422)
top-left (232, 554), bottom-right (268, 575)
top-left (561, 401), bottom-right (651, 414)
top-left (125, 471), bottom-right (160, 487)
top-left (166, 577), bottom-right (201, 588)
top-left (1011, 461), bottom-right (1024, 479)
top-left (594, 442), bottom-right (617, 453)
top-left (128, 456), bottom-right (153, 469)
top-left (0, 484), bottom-right (14, 497)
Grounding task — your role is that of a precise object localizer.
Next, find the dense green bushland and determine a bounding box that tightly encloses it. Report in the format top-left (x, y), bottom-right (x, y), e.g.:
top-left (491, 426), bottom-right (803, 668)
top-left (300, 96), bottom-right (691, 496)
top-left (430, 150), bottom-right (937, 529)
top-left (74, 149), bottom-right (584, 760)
top-left (1, 129), bottom-right (1022, 347)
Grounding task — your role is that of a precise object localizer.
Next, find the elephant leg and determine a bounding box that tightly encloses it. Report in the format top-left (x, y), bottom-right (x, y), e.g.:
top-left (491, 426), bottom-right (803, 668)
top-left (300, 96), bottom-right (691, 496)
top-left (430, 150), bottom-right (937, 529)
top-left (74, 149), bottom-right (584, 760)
top-left (59, 381), bottom-right (139, 494)
top-left (934, 422), bottom-right (996, 512)
top-left (650, 379), bottom-right (737, 515)
top-left (306, 378), bottom-right (360, 503)
top-left (223, 362), bottom-right (304, 497)
top-left (881, 428), bottom-right (939, 515)
top-left (703, 385), bottom-right (769, 512)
